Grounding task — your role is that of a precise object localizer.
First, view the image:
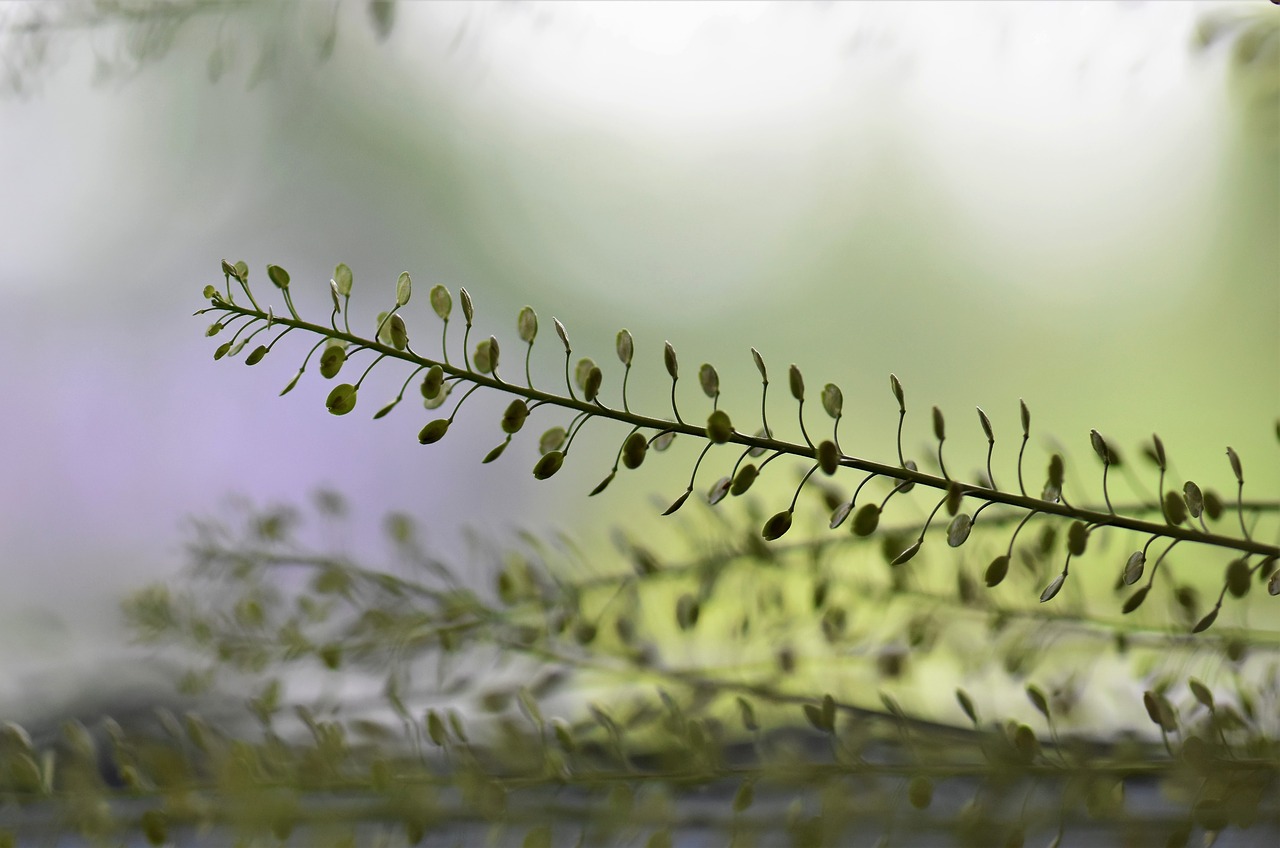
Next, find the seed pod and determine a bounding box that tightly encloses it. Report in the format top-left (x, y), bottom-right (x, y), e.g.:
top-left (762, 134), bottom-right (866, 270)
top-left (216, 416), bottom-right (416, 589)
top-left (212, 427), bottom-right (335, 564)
top-left (947, 514), bottom-right (972, 547)
top-left (891, 540), bottom-right (922, 566)
top-left (532, 451), bottom-right (564, 480)
top-left (664, 341), bottom-right (678, 380)
top-left (852, 504), bottom-right (880, 536)
top-left (890, 374), bottom-right (905, 411)
top-left (1090, 429), bottom-right (1109, 463)
top-left (430, 284), bottom-right (452, 320)
top-left (697, 364), bottom-right (720, 399)
top-left (333, 263), bottom-right (353, 296)
top-left (1203, 489), bottom-right (1224, 520)
top-left (977, 406), bottom-right (994, 442)
top-left (1164, 490), bottom-right (1187, 525)
top-left (1226, 447), bottom-right (1243, 484)
top-left (1020, 398), bottom-right (1031, 436)
top-left (1040, 573), bottom-right (1067, 603)
top-left (539, 427), bottom-right (567, 454)
top-left (652, 430), bottom-right (676, 452)
top-left (1067, 521), bottom-right (1088, 556)
top-left (517, 306), bottom-right (538, 343)
top-left (325, 384), bottom-right (357, 415)
top-left (421, 365), bottom-right (444, 399)
top-left (475, 339), bottom-right (499, 374)
top-left (395, 271), bottom-right (412, 307)
top-left (245, 345), bottom-right (269, 366)
top-left (616, 329), bottom-right (633, 366)
top-left (1123, 551), bottom-right (1146, 585)
top-left (418, 419), bottom-right (450, 444)
top-left (579, 365), bottom-right (602, 401)
top-left (706, 410), bottom-right (733, 444)
top-left (389, 314), bottom-right (408, 350)
top-left (750, 348), bottom-right (767, 382)
top-left (482, 441), bottom-right (508, 464)
top-left (501, 400), bottom-right (528, 434)
top-left (1123, 586), bottom-right (1150, 614)
top-left (1225, 558), bottom-right (1251, 598)
top-left (933, 407), bottom-right (945, 441)
top-left (730, 463), bottom-right (758, 495)
top-left (459, 287), bottom-right (474, 324)
top-left (553, 318), bottom-right (570, 351)
top-left (785, 364), bottom-right (803, 402)
top-left (572, 357), bottom-right (594, 392)
top-left (214, 341), bottom-right (232, 360)
top-left (817, 440), bottom-right (839, 475)
top-left (1143, 690), bottom-right (1178, 732)
top-left (267, 264), bottom-right (290, 289)
top-left (622, 432), bottom-right (648, 469)
top-left (707, 476), bottom-right (731, 505)
top-left (1183, 481), bottom-right (1204, 519)
top-left (762, 510), bottom-right (792, 541)
top-left (985, 555), bottom-right (1010, 587)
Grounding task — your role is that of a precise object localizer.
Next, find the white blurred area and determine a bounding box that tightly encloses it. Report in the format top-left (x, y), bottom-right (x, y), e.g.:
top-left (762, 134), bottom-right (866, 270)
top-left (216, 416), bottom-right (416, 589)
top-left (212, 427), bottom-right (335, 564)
top-left (0, 1), bottom-right (1274, 723)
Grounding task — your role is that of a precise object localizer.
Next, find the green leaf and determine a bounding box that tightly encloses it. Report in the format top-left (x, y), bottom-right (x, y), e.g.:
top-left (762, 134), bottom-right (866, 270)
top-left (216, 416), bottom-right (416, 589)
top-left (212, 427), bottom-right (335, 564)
top-left (325, 384), bottom-right (357, 415)
top-left (333, 263), bottom-right (353, 296)
top-left (395, 271), bottom-right (412, 307)
top-left (267, 264), bottom-right (290, 289)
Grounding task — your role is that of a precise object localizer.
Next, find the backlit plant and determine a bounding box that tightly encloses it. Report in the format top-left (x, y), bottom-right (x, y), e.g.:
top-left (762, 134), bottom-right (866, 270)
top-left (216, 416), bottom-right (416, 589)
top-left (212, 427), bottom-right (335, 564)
top-left (2, 262), bottom-right (1276, 847)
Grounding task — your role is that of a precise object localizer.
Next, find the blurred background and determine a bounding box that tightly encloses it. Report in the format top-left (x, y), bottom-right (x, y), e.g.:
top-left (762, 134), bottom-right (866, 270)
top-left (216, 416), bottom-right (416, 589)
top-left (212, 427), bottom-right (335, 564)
top-left (0, 1), bottom-right (1276, 726)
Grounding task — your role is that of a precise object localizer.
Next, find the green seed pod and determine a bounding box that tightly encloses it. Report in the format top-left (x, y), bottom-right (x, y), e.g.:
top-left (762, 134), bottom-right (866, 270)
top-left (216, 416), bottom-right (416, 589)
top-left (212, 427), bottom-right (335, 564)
top-left (829, 501), bottom-right (853, 529)
top-left (459, 287), bottom-right (474, 325)
top-left (554, 318), bottom-right (570, 351)
top-left (751, 347), bottom-right (767, 382)
top-left (320, 345), bottom-right (346, 379)
top-left (891, 540), bottom-right (922, 566)
top-left (1183, 481), bottom-right (1204, 518)
top-left (1020, 398), bottom-right (1031, 436)
top-left (821, 383), bottom-right (843, 419)
top-left (482, 441), bottom-right (508, 464)
top-left (1226, 558), bottom-right (1251, 598)
top-left (325, 384), bottom-right (357, 415)
top-left (652, 430), bottom-right (676, 452)
top-left (574, 358), bottom-right (596, 392)
top-left (583, 366), bottom-right (603, 402)
top-left (418, 418), bottom-right (450, 445)
top-left (852, 504), bottom-right (880, 536)
top-left (532, 451), bottom-right (564, 480)
top-left (395, 271), bottom-right (412, 307)
top-left (501, 400), bottom-right (529, 434)
top-left (245, 345), bottom-right (269, 365)
top-left (267, 264), bottom-right (290, 289)
top-left (622, 431), bottom-right (648, 469)
top-left (1226, 447), bottom-right (1243, 484)
top-left (539, 426), bottom-right (567, 454)
top-left (663, 489), bottom-right (691, 515)
top-left (220, 259), bottom-right (237, 280)
top-left (698, 364), bottom-right (719, 399)
top-left (1164, 490), bottom-right (1187, 525)
top-left (389, 314), bottom-right (408, 350)
top-left (214, 341), bottom-right (232, 360)
top-left (908, 776), bottom-right (933, 810)
top-left (375, 311), bottom-right (394, 346)
top-left (333, 262), bottom-right (353, 296)
top-left (1067, 521), bottom-right (1088, 555)
top-left (707, 476), bottom-right (731, 505)
top-left (329, 279), bottom-right (341, 311)
top-left (1090, 429), bottom-right (1108, 462)
top-left (1040, 572), bottom-right (1066, 602)
top-left (890, 374), bottom-right (905, 411)
top-left (1203, 489), bottom-right (1224, 520)
top-left (789, 364), bottom-right (804, 401)
top-left (947, 514), bottom-right (972, 547)
top-left (932, 406), bottom-right (945, 441)
top-left (977, 406), bottom-right (994, 442)
top-left (474, 339), bottom-right (495, 374)
top-left (761, 510), bottom-right (792, 541)
top-left (205, 321), bottom-right (223, 337)
top-left (430, 284), bottom-right (452, 320)
top-left (517, 306), bottom-right (538, 342)
top-left (986, 555), bottom-right (1010, 587)
top-left (423, 381), bottom-right (452, 409)
top-left (946, 481), bottom-right (963, 516)
top-left (420, 365), bottom-right (444, 399)
top-left (203, 284), bottom-right (219, 300)
top-left (730, 463), bottom-right (758, 495)
top-left (817, 440), bottom-right (839, 475)
top-left (616, 329), bottom-right (633, 366)
top-left (706, 410), bottom-right (734, 444)
top-left (1123, 551), bottom-right (1145, 585)
top-left (664, 341), bottom-right (678, 380)
top-left (1123, 586), bottom-right (1151, 613)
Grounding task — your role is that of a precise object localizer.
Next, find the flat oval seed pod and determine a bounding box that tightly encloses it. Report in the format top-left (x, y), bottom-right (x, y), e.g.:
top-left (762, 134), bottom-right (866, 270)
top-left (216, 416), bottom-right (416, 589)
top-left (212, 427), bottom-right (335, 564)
top-left (890, 374), bottom-right (905, 411)
top-left (334, 263), bottom-right (353, 296)
top-left (985, 555), bottom-right (1010, 587)
top-left (1183, 481), bottom-right (1204, 518)
top-left (267, 264), bottom-right (290, 289)
top-left (977, 407), bottom-right (994, 442)
top-left (751, 348), bottom-right (767, 382)
top-left (325, 384), bottom-right (357, 415)
top-left (1164, 491), bottom-right (1187, 525)
top-left (616, 329), bottom-right (633, 366)
top-left (706, 410), bottom-right (733, 444)
top-left (245, 345), bottom-right (268, 366)
top-left (389, 314), bottom-right (408, 350)
top-left (589, 471), bottom-right (615, 496)
top-left (395, 271), bottom-right (412, 306)
top-left (699, 364), bottom-right (720, 398)
top-left (539, 426), bottom-right (567, 454)
top-left (762, 510), bottom-right (793, 541)
top-left (574, 358), bottom-right (596, 392)
top-left (421, 364), bottom-right (444, 399)
top-left (473, 340), bottom-right (494, 373)
top-left (817, 440), bottom-right (839, 475)
top-left (482, 441), bottom-right (508, 464)
top-left (418, 418), bottom-right (450, 444)
top-left (707, 476), bottom-right (731, 505)
top-left (583, 366), bottom-right (603, 401)
top-left (947, 514), bottom-right (972, 547)
top-left (622, 431), bottom-right (648, 469)
top-left (829, 501), bottom-right (853, 530)
top-left (730, 463), bottom-right (758, 496)
top-left (1226, 447), bottom-right (1243, 483)
top-left (1040, 572), bottom-right (1067, 603)
top-left (891, 540), bottom-right (922, 566)
top-left (932, 407), bottom-right (945, 441)
top-left (213, 341), bottom-right (232, 360)
top-left (320, 346), bottom-right (346, 379)
top-left (821, 383), bottom-right (843, 419)
top-left (501, 400), bottom-right (528, 434)
top-left (554, 318), bottom-right (570, 351)
top-left (517, 306), bottom-right (538, 342)
top-left (664, 341), bottom-right (678, 380)
top-left (1067, 521), bottom-right (1088, 556)
top-left (430, 284), bottom-right (452, 320)
top-left (1090, 429), bottom-right (1108, 462)
top-left (532, 451), bottom-right (564, 479)
top-left (1123, 551), bottom-right (1146, 585)
top-left (1123, 586), bottom-right (1150, 613)
top-left (459, 287), bottom-right (474, 324)
top-left (748, 426), bottom-right (769, 457)
top-left (1225, 558), bottom-right (1251, 598)
top-left (852, 504), bottom-right (880, 536)
top-left (424, 381), bottom-right (452, 408)
top-left (652, 430), bottom-right (676, 452)
top-left (789, 364), bottom-right (804, 401)
top-left (1020, 398), bottom-right (1031, 436)
top-left (663, 490), bottom-right (691, 515)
